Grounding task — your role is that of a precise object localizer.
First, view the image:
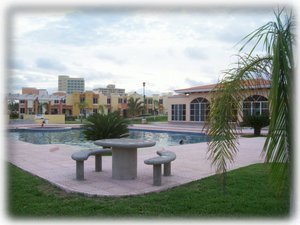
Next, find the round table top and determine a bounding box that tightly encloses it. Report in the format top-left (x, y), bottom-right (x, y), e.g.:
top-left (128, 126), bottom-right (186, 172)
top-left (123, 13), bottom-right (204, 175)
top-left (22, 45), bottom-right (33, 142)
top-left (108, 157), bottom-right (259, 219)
top-left (94, 138), bottom-right (156, 149)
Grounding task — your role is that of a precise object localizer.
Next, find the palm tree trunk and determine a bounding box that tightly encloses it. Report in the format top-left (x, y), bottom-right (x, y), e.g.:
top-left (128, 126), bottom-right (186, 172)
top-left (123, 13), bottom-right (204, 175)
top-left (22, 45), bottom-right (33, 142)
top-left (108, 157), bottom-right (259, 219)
top-left (254, 127), bottom-right (261, 136)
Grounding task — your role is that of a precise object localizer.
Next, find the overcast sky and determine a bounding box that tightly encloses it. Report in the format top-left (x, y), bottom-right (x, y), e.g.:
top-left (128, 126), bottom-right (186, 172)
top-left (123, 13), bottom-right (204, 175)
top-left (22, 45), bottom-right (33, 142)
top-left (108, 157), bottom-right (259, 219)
top-left (7, 7), bottom-right (274, 95)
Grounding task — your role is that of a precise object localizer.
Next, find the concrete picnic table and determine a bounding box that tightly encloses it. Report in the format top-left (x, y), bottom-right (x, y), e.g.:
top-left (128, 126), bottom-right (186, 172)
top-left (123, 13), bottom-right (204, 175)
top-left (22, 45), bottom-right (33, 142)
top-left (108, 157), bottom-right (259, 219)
top-left (94, 138), bottom-right (156, 180)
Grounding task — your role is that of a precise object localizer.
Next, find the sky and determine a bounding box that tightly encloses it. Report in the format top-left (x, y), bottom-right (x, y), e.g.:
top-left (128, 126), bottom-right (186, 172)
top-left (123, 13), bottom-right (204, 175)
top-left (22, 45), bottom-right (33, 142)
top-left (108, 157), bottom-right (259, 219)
top-left (7, 7), bottom-right (275, 96)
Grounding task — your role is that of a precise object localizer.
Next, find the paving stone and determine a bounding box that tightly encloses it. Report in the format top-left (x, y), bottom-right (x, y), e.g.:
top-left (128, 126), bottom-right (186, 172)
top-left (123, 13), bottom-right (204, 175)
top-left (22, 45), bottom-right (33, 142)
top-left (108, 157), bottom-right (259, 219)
top-left (7, 124), bottom-right (265, 197)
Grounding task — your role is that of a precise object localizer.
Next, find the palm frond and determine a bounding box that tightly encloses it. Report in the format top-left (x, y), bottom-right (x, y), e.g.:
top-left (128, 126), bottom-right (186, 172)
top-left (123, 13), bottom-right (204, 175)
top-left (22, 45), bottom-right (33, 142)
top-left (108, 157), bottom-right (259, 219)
top-left (208, 9), bottom-right (294, 195)
top-left (83, 112), bottom-right (129, 140)
top-left (262, 11), bottom-right (294, 193)
top-left (128, 97), bottom-right (144, 117)
top-left (207, 54), bottom-right (273, 194)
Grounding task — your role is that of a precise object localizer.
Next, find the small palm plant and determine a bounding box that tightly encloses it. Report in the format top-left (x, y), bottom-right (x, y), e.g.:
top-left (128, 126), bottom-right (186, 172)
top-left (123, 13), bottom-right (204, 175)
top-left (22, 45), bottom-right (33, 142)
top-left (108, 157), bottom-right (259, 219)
top-left (83, 111), bottom-right (129, 140)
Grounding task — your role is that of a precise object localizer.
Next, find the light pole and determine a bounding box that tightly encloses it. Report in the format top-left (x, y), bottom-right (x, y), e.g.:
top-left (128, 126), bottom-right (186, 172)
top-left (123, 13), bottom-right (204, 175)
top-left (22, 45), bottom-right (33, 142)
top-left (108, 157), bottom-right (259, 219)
top-left (142, 82), bottom-right (146, 124)
top-left (143, 82), bottom-right (146, 115)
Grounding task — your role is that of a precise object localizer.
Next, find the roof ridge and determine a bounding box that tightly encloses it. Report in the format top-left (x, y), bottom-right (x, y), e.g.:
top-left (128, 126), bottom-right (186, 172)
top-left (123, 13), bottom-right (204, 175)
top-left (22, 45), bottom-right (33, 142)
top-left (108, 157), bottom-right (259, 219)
top-left (175, 78), bottom-right (271, 93)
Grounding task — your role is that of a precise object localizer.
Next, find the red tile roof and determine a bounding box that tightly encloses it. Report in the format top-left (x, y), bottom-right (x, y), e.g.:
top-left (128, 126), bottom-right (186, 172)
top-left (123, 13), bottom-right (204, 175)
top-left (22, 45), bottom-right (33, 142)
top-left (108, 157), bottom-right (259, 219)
top-left (175, 79), bottom-right (271, 94)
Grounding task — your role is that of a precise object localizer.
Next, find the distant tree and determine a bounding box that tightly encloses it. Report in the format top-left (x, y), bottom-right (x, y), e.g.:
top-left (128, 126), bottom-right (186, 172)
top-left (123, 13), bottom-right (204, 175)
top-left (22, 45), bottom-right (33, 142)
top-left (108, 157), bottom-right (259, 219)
top-left (127, 97), bottom-right (143, 117)
top-left (153, 100), bottom-right (159, 114)
top-left (8, 100), bottom-right (19, 112)
top-left (8, 100), bottom-right (19, 119)
top-left (75, 101), bottom-right (89, 123)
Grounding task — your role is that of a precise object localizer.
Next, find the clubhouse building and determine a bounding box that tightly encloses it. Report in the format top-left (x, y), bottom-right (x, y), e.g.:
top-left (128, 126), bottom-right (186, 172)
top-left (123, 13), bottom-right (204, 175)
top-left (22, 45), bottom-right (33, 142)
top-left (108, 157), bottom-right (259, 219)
top-left (168, 79), bottom-right (271, 123)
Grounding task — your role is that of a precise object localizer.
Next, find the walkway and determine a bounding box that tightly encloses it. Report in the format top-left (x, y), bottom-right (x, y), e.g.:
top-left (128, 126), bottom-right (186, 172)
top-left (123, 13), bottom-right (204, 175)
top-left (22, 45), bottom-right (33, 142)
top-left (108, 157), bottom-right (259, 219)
top-left (7, 123), bottom-right (266, 197)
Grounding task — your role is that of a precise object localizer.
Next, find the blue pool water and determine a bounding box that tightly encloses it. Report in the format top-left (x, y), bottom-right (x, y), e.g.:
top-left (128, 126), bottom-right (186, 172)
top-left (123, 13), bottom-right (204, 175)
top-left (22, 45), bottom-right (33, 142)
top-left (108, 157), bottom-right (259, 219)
top-left (8, 128), bottom-right (209, 148)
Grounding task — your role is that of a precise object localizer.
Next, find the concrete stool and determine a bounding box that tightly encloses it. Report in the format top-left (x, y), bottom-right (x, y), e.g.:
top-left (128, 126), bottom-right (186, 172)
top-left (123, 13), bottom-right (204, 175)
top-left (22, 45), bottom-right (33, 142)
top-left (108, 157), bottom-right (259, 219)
top-left (71, 148), bottom-right (111, 180)
top-left (144, 151), bottom-right (176, 186)
top-left (156, 150), bottom-right (176, 176)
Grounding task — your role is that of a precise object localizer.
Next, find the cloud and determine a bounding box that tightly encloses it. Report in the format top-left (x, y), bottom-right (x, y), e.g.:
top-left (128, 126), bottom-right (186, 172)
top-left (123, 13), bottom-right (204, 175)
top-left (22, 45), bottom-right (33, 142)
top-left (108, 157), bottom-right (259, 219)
top-left (6, 71), bottom-right (58, 94)
top-left (184, 78), bottom-right (207, 87)
top-left (184, 47), bottom-right (207, 60)
top-left (35, 57), bottom-right (67, 71)
top-left (9, 8), bottom-right (275, 95)
top-left (21, 10), bottom-right (129, 46)
top-left (212, 11), bottom-right (274, 46)
top-left (96, 52), bottom-right (126, 65)
top-left (8, 58), bottom-right (25, 70)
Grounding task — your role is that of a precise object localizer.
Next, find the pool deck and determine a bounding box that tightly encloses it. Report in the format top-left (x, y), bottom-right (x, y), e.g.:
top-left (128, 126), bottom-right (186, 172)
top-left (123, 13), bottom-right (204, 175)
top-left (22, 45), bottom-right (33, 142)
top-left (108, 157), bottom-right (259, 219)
top-left (7, 123), bottom-right (266, 197)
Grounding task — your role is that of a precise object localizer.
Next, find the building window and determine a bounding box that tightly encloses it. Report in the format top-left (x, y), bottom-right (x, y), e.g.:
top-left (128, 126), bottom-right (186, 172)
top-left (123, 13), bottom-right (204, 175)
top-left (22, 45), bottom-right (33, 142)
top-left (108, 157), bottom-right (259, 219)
top-left (54, 100), bottom-right (59, 104)
top-left (20, 100), bottom-right (25, 104)
top-left (148, 99), bottom-right (153, 104)
top-left (171, 104), bottom-right (186, 121)
top-left (190, 97), bottom-right (210, 122)
top-left (118, 98), bottom-right (123, 104)
top-left (93, 109), bottom-right (98, 114)
top-left (20, 108), bottom-right (25, 114)
top-left (80, 97), bottom-right (85, 103)
top-left (107, 98), bottom-right (111, 104)
top-left (243, 95), bottom-right (269, 117)
top-left (51, 108), bottom-right (58, 114)
top-left (159, 99), bottom-right (163, 104)
top-left (93, 98), bottom-right (98, 104)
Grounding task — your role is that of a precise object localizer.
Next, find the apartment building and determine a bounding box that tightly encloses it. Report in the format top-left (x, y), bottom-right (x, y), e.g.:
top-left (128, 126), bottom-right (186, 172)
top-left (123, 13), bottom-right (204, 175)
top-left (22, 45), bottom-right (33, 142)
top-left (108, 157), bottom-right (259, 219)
top-left (68, 91), bottom-right (103, 117)
top-left (8, 83), bottom-right (170, 119)
top-left (58, 75), bottom-right (85, 94)
top-left (126, 92), bottom-right (171, 116)
top-left (93, 84), bottom-right (125, 96)
top-left (7, 92), bottom-right (70, 117)
top-left (22, 87), bottom-right (47, 95)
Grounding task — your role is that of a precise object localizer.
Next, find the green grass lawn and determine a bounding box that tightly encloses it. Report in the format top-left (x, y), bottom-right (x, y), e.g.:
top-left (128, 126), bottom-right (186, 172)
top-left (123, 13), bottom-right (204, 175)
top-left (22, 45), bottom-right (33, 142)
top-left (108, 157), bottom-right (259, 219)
top-left (7, 163), bottom-right (290, 218)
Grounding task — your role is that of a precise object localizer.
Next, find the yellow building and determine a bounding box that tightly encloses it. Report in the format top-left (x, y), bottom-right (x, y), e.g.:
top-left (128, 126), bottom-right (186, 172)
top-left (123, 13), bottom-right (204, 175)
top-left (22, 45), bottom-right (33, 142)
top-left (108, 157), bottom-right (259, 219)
top-left (168, 79), bottom-right (270, 123)
top-left (69, 91), bottom-right (128, 117)
top-left (127, 92), bottom-right (171, 116)
top-left (106, 93), bottom-right (128, 116)
top-left (9, 86), bottom-right (171, 121)
top-left (69, 91), bottom-right (104, 117)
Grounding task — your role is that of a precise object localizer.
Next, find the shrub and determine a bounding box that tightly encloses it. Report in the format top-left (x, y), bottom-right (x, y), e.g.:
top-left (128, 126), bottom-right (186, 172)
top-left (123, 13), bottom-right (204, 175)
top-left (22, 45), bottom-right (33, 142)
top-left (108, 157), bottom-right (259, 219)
top-left (65, 116), bottom-right (77, 121)
top-left (241, 113), bottom-right (270, 136)
top-left (82, 112), bottom-right (129, 140)
top-left (10, 111), bottom-right (19, 119)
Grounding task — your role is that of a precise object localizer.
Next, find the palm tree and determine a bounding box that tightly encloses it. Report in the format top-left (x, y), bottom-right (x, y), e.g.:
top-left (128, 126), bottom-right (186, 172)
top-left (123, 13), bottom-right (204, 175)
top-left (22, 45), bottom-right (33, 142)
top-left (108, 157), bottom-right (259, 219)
top-left (153, 99), bottom-right (159, 120)
top-left (83, 111), bottom-right (129, 140)
top-left (75, 101), bottom-right (89, 123)
top-left (207, 10), bottom-right (294, 194)
top-left (127, 97), bottom-right (144, 117)
top-left (8, 100), bottom-right (18, 111)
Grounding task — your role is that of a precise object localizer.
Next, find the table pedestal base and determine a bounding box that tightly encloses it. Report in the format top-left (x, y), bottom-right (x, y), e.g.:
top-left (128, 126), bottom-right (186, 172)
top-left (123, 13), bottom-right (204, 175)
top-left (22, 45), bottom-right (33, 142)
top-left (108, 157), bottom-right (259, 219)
top-left (112, 147), bottom-right (137, 180)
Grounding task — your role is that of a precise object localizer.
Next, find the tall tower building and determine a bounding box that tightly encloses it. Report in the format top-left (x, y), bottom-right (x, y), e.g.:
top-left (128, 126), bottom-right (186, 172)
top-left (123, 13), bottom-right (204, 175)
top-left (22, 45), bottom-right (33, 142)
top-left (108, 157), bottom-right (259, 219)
top-left (58, 75), bottom-right (85, 94)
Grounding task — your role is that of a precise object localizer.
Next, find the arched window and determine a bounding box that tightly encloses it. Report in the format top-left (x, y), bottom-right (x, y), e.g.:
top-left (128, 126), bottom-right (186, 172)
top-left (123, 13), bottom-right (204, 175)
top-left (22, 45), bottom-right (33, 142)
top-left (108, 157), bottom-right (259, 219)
top-left (190, 97), bottom-right (210, 122)
top-left (243, 95), bottom-right (269, 117)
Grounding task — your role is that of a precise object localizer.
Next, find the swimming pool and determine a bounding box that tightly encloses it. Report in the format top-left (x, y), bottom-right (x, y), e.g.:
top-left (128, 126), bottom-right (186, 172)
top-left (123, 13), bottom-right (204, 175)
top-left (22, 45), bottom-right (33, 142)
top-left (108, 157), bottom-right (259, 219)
top-left (8, 128), bottom-right (209, 148)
